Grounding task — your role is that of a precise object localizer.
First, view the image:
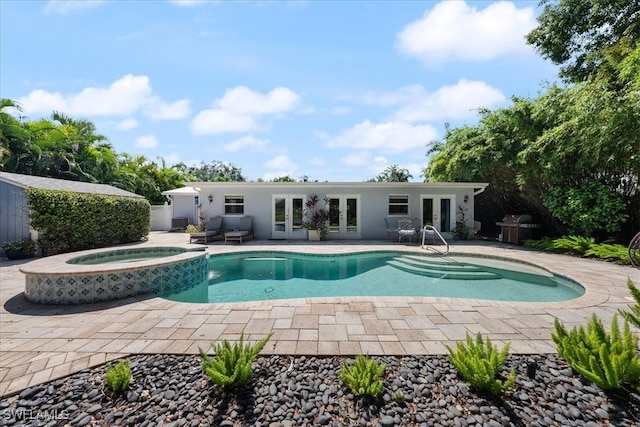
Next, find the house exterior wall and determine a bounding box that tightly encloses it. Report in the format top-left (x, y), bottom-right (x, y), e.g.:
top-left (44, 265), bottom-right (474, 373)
top-left (0, 181), bottom-right (31, 247)
top-left (169, 195), bottom-right (198, 225)
top-left (190, 182), bottom-right (486, 240)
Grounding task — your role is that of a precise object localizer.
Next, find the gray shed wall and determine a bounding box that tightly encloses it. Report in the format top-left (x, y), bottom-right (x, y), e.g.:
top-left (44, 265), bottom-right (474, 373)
top-left (0, 181), bottom-right (31, 247)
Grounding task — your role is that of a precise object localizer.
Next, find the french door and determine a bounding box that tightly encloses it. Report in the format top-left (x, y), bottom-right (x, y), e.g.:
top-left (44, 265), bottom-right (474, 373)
top-left (272, 195), bottom-right (306, 239)
top-left (326, 195), bottom-right (360, 239)
top-left (420, 195), bottom-right (455, 233)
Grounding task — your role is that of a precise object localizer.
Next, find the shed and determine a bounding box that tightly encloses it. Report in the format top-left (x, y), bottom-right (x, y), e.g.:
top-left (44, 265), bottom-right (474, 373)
top-left (0, 171), bottom-right (143, 248)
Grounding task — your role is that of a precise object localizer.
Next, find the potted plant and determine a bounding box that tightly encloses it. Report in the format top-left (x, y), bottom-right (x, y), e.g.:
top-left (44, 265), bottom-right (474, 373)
top-left (452, 197), bottom-right (470, 240)
top-left (302, 195), bottom-right (330, 241)
top-left (2, 240), bottom-right (36, 260)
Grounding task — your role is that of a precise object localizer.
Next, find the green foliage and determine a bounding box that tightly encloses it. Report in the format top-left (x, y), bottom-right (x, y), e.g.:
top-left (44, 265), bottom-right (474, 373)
top-left (199, 333), bottom-right (272, 392)
top-left (26, 188), bottom-right (150, 255)
top-left (553, 314), bottom-right (640, 391)
top-left (524, 236), bottom-right (630, 264)
top-left (372, 164), bottom-right (413, 182)
top-left (339, 354), bottom-right (386, 397)
top-left (185, 224), bottom-right (201, 233)
top-left (551, 235), bottom-right (595, 255)
top-left (446, 332), bottom-right (516, 395)
top-left (1, 240), bottom-right (36, 256)
top-left (182, 160), bottom-right (246, 182)
top-left (524, 237), bottom-right (556, 252)
top-left (619, 280), bottom-right (640, 329)
top-left (543, 180), bottom-right (628, 236)
top-left (584, 244), bottom-right (631, 262)
top-left (105, 359), bottom-right (132, 395)
top-left (525, 0), bottom-right (640, 83)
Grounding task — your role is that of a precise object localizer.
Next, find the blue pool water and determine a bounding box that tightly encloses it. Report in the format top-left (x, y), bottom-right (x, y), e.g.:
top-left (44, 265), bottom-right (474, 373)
top-left (160, 251), bottom-right (584, 304)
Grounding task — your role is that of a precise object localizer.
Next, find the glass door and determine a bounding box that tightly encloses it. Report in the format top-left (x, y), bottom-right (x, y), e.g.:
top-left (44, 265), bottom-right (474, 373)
top-left (272, 195), bottom-right (306, 239)
top-left (327, 195), bottom-right (360, 239)
top-left (421, 195), bottom-right (455, 233)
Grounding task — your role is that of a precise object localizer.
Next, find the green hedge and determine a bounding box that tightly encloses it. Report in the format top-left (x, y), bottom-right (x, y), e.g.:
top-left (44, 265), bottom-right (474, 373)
top-left (27, 188), bottom-right (150, 255)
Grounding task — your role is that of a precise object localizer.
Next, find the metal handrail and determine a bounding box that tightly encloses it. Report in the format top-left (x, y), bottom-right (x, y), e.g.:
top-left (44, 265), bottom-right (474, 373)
top-left (421, 225), bottom-right (449, 255)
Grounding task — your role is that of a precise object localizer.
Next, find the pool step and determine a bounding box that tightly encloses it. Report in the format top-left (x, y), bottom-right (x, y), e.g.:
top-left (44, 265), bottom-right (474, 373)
top-left (387, 257), bottom-right (500, 280)
top-left (394, 255), bottom-right (487, 272)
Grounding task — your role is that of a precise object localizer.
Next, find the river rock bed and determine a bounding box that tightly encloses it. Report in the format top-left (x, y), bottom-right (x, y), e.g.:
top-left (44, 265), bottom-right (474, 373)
top-left (0, 353), bottom-right (638, 426)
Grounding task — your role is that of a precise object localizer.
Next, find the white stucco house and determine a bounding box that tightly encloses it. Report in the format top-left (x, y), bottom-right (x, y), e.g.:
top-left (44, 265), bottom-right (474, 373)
top-left (162, 181), bottom-right (488, 240)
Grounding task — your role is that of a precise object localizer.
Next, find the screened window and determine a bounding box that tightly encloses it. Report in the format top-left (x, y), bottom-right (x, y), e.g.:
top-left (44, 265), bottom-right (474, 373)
top-left (224, 195), bottom-right (244, 215)
top-left (388, 195), bottom-right (409, 215)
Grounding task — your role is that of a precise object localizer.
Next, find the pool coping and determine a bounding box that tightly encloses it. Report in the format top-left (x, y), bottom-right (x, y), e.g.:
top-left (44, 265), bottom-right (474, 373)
top-left (1, 233), bottom-right (637, 398)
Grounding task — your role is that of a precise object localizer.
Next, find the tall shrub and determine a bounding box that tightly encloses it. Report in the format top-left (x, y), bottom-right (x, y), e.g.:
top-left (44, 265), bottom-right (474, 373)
top-left (27, 188), bottom-right (150, 255)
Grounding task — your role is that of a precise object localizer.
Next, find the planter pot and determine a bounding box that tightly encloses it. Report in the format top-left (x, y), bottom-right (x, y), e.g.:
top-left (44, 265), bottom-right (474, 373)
top-left (4, 249), bottom-right (30, 260)
top-left (307, 230), bottom-right (321, 241)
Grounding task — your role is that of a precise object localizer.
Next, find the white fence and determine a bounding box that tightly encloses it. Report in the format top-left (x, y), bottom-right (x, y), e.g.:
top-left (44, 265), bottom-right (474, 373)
top-left (150, 203), bottom-right (172, 231)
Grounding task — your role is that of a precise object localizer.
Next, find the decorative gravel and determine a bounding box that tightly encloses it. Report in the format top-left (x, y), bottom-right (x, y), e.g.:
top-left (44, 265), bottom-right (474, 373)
top-left (1, 353), bottom-right (638, 426)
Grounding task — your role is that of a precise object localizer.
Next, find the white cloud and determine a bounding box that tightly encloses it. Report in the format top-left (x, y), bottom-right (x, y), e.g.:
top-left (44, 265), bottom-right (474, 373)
top-left (218, 86), bottom-right (301, 115)
top-left (191, 110), bottom-right (256, 134)
top-left (327, 120), bottom-right (438, 153)
top-left (397, 1), bottom-right (537, 63)
top-left (390, 79), bottom-right (506, 122)
top-left (261, 154), bottom-right (298, 180)
top-left (44, 0), bottom-right (105, 14)
top-left (191, 86), bottom-right (302, 135)
top-left (136, 134), bottom-right (159, 149)
top-left (309, 157), bottom-right (325, 167)
top-left (221, 135), bottom-right (269, 152)
top-left (145, 99), bottom-right (191, 120)
top-left (116, 118), bottom-right (138, 130)
top-left (17, 74), bottom-right (190, 120)
top-left (265, 154), bottom-right (297, 170)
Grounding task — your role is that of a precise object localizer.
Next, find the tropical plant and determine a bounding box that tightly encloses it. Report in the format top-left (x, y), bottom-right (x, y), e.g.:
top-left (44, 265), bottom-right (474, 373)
top-left (446, 332), bottom-right (516, 395)
top-left (584, 244), bottom-right (631, 263)
top-left (105, 359), bottom-right (132, 395)
top-left (339, 354), bottom-right (386, 398)
top-left (552, 314), bottom-right (640, 391)
top-left (371, 164), bottom-right (413, 182)
top-left (551, 235), bottom-right (595, 255)
top-left (619, 279), bottom-right (640, 329)
top-left (302, 195), bottom-right (330, 237)
top-left (199, 333), bottom-right (272, 392)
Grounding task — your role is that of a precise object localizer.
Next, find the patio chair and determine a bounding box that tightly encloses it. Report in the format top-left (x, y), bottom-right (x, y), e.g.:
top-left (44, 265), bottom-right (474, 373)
top-left (397, 218), bottom-right (417, 243)
top-left (225, 216), bottom-right (254, 244)
top-left (189, 216), bottom-right (223, 244)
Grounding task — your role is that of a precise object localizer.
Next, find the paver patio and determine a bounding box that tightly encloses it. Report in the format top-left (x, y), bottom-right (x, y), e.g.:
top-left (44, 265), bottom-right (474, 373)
top-left (1, 232), bottom-right (637, 398)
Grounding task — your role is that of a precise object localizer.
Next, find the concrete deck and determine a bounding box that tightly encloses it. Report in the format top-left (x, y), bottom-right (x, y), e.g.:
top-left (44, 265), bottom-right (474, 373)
top-left (1, 232), bottom-right (638, 398)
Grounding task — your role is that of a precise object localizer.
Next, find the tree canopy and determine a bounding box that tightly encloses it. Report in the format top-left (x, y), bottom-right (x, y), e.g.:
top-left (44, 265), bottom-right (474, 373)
top-left (425, 0), bottom-right (639, 240)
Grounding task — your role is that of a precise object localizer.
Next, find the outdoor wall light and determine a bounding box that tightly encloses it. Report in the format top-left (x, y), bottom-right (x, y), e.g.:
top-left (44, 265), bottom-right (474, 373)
top-left (208, 195), bottom-right (213, 204)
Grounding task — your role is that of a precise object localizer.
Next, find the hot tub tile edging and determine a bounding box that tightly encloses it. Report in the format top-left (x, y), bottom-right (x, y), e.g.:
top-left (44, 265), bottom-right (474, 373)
top-left (22, 248), bottom-right (207, 305)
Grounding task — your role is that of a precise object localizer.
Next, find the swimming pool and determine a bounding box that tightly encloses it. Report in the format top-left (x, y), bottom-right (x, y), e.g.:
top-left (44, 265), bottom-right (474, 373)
top-left (160, 251), bottom-right (584, 303)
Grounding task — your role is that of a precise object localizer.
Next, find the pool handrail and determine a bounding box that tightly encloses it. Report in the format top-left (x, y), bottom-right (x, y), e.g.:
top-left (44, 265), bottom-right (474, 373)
top-left (421, 225), bottom-right (449, 255)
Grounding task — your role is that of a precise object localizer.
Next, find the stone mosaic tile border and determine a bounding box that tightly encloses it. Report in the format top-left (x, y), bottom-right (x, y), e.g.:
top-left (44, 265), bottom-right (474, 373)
top-left (21, 247), bottom-right (207, 305)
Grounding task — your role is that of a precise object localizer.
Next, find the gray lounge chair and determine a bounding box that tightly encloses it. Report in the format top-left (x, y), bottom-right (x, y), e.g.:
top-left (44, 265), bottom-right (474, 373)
top-left (190, 217), bottom-right (223, 244)
top-left (224, 216), bottom-right (254, 244)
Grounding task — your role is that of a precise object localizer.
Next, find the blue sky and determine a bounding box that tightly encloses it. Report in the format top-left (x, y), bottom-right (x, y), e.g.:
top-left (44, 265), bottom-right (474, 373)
top-left (1, 0), bottom-right (559, 182)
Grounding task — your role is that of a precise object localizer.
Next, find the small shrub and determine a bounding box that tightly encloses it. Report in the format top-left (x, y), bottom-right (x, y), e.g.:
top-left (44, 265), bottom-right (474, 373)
top-left (446, 332), bottom-right (516, 395)
top-left (185, 224), bottom-right (201, 233)
top-left (339, 354), bottom-right (386, 397)
top-left (553, 314), bottom-right (640, 391)
top-left (552, 235), bottom-right (594, 255)
top-left (619, 279), bottom-right (640, 329)
top-left (584, 243), bottom-right (630, 263)
top-left (105, 359), bottom-right (132, 395)
top-left (199, 333), bottom-right (272, 392)
top-left (524, 237), bottom-right (556, 251)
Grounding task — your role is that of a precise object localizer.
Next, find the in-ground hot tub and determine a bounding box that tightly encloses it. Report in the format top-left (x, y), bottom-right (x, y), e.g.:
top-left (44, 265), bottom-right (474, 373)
top-left (20, 246), bottom-right (208, 305)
